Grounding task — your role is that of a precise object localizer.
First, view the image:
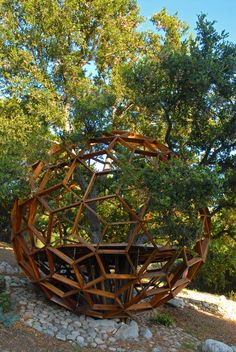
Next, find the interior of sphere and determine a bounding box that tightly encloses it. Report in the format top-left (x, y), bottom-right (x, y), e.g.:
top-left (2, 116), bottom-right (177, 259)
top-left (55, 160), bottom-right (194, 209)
top-left (11, 131), bottom-right (211, 318)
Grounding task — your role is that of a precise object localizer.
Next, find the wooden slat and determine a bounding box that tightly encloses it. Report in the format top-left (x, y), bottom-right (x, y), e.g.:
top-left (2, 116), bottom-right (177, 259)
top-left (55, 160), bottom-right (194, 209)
top-left (106, 274), bottom-right (137, 280)
top-left (96, 249), bottom-right (127, 254)
top-left (47, 247), bottom-right (73, 265)
top-left (126, 301), bottom-right (152, 311)
top-left (187, 257), bottom-right (203, 267)
top-left (63, 289), bottom-right (80, 297)
top-left (41, 281), bottom-right (65, 297)
top-left (85, 194), bottom-right (116, 203)
top-left (63, 158), bottom-right (77, 184)
top-left (72, 264), bottom-right (84, 287)
top-left (74, 252), bottom-right (95, 264)
top-left (82, 150), bottom-right (107, 159)
top-left (52, 200), bottom-right (82, 214)
top-left (84, 288), bottom-right (115, 299)
top-left (38, 170), bottom-right (52, 192)
top-left (28, 225), bottom-right (46, 245)
top-left (93, 304), bottom-right (121, 311)
top-left (84, 276), bottom-right (104, 289)
top-left (37, 182), bottom-right (62, 196)
top-left (52, 273), bottom-right (80, 289)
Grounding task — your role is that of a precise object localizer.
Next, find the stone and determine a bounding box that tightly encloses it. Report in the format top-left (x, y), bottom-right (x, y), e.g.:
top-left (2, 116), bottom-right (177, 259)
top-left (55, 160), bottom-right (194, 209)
top-left (73, 320), bottom-right (82, 328)
top-left (167, 298), bottom-right (184, 308)
top-left (94, 337), bottom-right (104, 345)
top-left (76, 336), bottom-right (85, 345)
top-left (89, 318), bottom-right (118, 330)
top-left (109, 337), bottom-right (116, 343)
top-left (58, 328), bottom-right (68, 336)
top-left (45, 329), bottom-right (54, 337)
top-left (25, 319), bottom-right (34, 327)
top-left (115, 320), bottom-right (139, 340)
top-left (152, 348), bottom-right (162, 352)
top-left (56, 333), bottom-right (66, 341)
top-left (219, 296), bottom-right (227, 302)
top-left (202, 302), bottom-right (210, 308)
top-left (70, 331), bottom-right (80, 340)
top-left (34, 322), bottom-right (43, 330)
top-left (140, 327), bottom-right (152, 339)
top-left (0, 262), bottom-right (18, 274)
top-left (87, 330), bottom-right (97, 339)
top-left (202, 339), bottom-right (233, 352)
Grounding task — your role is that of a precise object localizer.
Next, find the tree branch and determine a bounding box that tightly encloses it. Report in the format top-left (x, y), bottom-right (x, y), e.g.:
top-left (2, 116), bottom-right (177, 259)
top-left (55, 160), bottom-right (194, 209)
top-left (164, 110), bottom-right (173, 150)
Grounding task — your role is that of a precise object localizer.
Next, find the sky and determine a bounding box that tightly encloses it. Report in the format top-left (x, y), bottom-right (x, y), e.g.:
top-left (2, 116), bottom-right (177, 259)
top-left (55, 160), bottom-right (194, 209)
top-left (137, 0), bottom-right (236, 42)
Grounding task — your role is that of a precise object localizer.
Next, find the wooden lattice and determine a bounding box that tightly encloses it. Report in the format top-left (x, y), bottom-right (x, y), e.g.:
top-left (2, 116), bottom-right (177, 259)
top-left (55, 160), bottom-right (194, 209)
top-left (11, 131), bottom-right (211, 319)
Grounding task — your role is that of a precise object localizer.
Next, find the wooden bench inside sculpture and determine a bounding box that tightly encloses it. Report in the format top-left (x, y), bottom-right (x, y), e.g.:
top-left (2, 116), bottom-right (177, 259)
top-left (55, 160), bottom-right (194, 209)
top-left (11, 131), bottom-right (211, 319)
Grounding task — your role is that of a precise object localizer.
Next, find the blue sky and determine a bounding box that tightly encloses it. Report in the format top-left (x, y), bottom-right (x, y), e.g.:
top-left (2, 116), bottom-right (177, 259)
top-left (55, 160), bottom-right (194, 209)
top-left (137, 0), bottom-right (236, 42)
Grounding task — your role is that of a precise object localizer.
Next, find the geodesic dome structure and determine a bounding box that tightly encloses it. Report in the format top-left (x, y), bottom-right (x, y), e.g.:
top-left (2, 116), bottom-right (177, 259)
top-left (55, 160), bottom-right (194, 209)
top-left (11, 131), bottom-right (211, 319)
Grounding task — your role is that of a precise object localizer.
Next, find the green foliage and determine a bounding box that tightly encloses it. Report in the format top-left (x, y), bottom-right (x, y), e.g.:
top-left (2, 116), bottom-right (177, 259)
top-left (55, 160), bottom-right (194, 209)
top-left (228, 291), bottom-right (236, 302)
top-left (117, 157), bottom-right (220, 247)
top-left (122, 14), bottom-right (236, 157)
top-left (181, 341), bottom-right (195, 350)
top-left (0, 0), bottom-right (143, 133)
top-left (72, 346), bottom-right (81, 352)
top-left (0, 292), bottom-right (11, 313)
top-left (0, 290), bottom-right (19, 327)
top-left (0, 307), bottom-right (19, 328)
top-left (151, 312), bottom-right (175, 327)
top-left (120, 10), bottom-right (236, 293)
top-left (192, 232), bottom-right (236, 294)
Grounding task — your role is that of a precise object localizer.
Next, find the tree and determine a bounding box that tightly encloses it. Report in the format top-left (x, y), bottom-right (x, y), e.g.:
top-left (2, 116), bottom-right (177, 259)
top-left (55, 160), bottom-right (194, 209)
top-left (120, 11), bottom-right (236, 229)
top-left (119, 11), bottom-right (236, 294)
top-left (0, 0), bottom-right (143, 133)
top-left (0, 0), bottom-right (143, 238)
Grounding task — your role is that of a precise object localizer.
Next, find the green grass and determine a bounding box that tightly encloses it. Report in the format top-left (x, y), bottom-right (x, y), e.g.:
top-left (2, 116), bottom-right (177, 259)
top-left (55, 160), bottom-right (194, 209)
top-left (150, 312), bottom-right (175, 327)
top-left (181, 341), bottom-right (195, 350)
top-left (72, 347), bottom-right (81, 352)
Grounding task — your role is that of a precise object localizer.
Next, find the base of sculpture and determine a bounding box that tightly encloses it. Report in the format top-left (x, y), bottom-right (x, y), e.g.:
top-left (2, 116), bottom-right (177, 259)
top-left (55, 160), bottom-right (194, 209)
top-left (12, 240), bottom-right (209, 319)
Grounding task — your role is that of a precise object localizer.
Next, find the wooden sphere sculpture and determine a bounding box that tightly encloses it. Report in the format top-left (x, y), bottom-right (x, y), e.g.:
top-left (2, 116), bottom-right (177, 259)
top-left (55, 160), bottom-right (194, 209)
top-left (11, 131), bottom-right (211, 319)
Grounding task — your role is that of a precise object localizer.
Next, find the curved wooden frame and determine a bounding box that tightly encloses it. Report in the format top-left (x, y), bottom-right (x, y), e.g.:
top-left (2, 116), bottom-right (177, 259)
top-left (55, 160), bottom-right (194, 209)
top-left (11, 131), bottom-right (211, 319)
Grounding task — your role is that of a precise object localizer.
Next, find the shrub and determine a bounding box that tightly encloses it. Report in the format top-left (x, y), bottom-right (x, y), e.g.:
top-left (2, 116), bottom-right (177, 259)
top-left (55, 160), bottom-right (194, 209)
top-left (0, 292), bottom-right (11, 313)
top-left (151, 312), bottom-right (175, 327)
top-left (0, 284), bottom-right (19, 327)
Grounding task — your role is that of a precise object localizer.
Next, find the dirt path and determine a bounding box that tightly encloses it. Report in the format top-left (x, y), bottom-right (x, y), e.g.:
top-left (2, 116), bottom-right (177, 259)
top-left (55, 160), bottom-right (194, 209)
top-left (0, 242), bottom-right (17, 267)
top-left (0, 322), bottom-right (75, 352)
top-left (157, 305), bottom-right (236, 346)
